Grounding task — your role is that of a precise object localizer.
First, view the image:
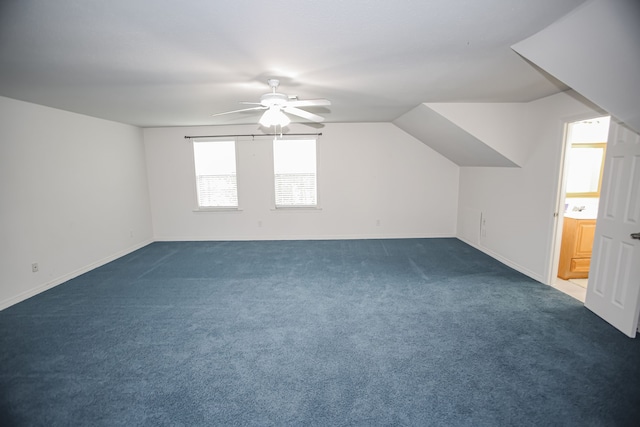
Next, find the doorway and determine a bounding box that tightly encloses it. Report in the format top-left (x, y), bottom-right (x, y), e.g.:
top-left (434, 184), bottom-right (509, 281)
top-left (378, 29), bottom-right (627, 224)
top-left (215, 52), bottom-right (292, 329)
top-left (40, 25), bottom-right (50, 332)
top-left (551, 116), bottom-right (610, 301)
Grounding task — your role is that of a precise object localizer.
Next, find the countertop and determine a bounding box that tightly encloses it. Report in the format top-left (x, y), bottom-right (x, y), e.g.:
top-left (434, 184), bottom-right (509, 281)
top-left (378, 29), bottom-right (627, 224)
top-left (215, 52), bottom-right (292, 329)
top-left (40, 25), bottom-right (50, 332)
top-left (564, 212), bottom-right (597, 220)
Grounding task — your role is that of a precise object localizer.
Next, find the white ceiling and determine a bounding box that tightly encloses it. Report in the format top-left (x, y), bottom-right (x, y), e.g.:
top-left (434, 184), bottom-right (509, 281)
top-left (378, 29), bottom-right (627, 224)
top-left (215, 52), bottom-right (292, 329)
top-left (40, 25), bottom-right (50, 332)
top-left (0, 0), bottom-right (587, 128)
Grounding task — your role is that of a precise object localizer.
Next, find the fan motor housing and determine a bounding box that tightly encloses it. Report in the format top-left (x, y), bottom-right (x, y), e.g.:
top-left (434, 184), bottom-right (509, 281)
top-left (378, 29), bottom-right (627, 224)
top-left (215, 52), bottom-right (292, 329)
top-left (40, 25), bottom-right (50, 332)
top-left (260, 92), bottom-right (289, 107)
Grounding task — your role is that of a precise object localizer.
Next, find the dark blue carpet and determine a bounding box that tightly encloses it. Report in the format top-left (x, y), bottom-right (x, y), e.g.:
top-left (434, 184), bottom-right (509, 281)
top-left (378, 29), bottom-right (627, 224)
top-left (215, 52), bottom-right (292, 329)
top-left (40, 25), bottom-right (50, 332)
top-left (1, 239), bottom-right (639, 426)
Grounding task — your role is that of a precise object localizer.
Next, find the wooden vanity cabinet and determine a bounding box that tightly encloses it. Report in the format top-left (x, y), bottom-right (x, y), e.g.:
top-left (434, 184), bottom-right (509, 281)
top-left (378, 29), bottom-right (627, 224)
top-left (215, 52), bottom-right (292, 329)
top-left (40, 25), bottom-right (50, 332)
top-left (558, 217), bottom-right (597, 280)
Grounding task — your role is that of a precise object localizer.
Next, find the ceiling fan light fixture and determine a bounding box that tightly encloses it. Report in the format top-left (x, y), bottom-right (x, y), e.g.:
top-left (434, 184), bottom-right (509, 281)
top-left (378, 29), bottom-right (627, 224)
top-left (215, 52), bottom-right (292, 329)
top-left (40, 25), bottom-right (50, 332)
top-left (259, 106), bottom-right (290, 127)
top-left (211, 79), bottom-right (330, 125)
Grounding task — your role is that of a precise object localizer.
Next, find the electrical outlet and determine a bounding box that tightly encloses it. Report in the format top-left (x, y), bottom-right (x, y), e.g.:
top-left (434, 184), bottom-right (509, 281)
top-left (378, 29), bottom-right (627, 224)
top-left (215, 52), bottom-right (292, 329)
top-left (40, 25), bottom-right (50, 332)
top-left (32, 263), bottom-right (39, 273)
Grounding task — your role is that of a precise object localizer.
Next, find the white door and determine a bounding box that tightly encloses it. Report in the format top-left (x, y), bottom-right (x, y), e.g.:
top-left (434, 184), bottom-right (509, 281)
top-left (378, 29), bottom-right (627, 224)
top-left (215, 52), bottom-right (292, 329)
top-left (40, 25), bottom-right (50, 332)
top-left (585, 120), bottom-right (640, 337)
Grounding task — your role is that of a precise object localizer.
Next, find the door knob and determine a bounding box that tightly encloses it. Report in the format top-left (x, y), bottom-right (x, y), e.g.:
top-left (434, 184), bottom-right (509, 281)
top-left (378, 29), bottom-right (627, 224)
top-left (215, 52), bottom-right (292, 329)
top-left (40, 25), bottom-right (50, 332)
top-left (632, 233), bottom-right (640, 240)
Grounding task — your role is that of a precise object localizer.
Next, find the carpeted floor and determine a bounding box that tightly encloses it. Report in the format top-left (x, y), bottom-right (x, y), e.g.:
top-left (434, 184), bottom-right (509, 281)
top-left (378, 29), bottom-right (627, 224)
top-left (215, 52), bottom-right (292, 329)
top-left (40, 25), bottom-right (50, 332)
top-left (1, 238), bottom-right (639, 426)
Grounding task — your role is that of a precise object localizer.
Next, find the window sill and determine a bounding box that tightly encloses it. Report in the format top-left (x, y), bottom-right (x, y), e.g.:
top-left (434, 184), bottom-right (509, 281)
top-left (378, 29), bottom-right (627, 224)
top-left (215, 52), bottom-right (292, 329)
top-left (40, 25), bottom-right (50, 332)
top-left (270, 206), bottom-right (322, 212)
top-left (193, 207), bottom-right (243, 213)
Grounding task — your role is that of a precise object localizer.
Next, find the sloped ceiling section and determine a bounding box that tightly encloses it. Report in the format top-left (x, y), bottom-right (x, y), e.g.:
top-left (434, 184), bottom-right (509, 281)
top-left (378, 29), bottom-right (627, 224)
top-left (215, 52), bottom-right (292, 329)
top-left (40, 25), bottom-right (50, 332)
top-left (512, 0), bottom-right (640, 134)
top-left (393, 104), bottom-right (518, 167)
top-left (424, 102), bottom-right (532, 167)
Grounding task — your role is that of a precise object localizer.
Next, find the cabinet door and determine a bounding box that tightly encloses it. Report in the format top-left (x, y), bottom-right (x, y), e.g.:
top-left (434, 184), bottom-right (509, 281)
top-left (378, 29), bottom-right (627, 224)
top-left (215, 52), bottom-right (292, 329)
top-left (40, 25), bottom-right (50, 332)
top-left (574, 220), bottom-right (596, 258)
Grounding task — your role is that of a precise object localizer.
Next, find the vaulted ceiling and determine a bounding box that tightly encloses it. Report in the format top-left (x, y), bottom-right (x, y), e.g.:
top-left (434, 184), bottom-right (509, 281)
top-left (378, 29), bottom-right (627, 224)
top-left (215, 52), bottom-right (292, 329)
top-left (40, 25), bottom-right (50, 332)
top-left (0, 0), bottom-right (587, 128)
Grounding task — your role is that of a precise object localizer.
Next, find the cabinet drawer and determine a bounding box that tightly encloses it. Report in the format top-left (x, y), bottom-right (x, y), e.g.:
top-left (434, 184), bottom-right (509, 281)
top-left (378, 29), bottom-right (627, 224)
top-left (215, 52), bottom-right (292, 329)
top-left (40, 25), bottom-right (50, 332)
top-left (570, 258), bottom-right (591, 273)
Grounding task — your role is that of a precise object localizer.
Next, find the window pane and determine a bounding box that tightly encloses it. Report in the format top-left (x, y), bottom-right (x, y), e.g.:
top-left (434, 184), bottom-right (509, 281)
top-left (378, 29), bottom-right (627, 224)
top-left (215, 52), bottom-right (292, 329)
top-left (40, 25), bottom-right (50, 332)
top-left (273, 139), bottom-right (317, 207)
top-left (193, 140), bottom-right (238, 207)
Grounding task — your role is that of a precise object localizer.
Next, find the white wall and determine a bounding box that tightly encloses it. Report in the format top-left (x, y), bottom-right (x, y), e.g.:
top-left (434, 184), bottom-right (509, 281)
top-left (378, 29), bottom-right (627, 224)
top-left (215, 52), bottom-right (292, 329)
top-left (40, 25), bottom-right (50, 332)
top-left (456, 91), bottom-right (601, 282)
top-left (144, 122), bottom-right (459, 241)
top-left (0, 96), bottom-right (153, 309)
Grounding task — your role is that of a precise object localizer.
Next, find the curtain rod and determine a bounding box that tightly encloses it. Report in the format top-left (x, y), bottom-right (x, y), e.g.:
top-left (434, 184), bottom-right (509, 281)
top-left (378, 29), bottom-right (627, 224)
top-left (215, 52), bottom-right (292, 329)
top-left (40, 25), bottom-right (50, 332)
top-left (184, 132), bottom-right (322, 139)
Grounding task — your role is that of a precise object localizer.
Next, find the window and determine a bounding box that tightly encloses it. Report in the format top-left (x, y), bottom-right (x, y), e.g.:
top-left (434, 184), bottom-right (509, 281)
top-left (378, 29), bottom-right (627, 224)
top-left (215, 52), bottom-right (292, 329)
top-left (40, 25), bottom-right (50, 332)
top-left (193, 140), bottom-right (238, 208)
top-left (273, 139), bottom-right (317, 207)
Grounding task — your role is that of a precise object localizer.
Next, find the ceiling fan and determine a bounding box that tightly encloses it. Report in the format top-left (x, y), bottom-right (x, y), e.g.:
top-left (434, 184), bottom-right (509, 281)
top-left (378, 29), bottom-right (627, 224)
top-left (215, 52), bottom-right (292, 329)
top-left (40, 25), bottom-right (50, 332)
top-left (211, 79), bottom-right (331, 127)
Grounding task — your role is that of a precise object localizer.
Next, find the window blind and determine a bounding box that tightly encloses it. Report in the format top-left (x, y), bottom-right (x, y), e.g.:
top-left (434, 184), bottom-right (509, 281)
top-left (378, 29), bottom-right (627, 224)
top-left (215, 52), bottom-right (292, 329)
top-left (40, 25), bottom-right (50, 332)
top-left (273, 139), bottom-right (317, 207)
top-left (193, 140), bottom-right (238, 208)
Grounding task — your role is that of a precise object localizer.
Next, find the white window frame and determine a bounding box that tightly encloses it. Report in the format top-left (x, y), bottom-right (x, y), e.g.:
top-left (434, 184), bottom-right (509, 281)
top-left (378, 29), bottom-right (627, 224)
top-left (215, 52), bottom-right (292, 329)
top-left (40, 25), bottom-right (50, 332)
top-left (272, 138), bottom-right (320, 209)
top-left (192, 139), bottom-right (240, 211)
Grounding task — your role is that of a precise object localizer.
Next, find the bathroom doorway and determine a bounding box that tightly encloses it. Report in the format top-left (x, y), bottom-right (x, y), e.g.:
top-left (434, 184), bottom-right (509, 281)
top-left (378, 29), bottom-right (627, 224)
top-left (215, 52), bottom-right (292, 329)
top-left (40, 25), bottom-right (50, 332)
top-left (551, 116), bottom-right (610, 300)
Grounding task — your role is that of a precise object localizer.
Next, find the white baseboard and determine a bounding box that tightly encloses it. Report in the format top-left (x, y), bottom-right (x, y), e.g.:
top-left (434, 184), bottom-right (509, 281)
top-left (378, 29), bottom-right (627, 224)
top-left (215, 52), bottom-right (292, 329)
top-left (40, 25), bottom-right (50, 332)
top-left (456, 236), bottom-right (545, 283)
top-left (0, 240), bottom-right (153, 311)
top-left (153, 233), bottom-right (456, 242)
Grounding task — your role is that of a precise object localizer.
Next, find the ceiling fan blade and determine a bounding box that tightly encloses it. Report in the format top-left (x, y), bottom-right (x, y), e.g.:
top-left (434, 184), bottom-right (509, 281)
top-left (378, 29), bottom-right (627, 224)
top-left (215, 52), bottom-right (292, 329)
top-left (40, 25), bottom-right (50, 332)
top-left (211, 106), bottom-right (266, 117)
top-left (287, 99), bottom-right (331, 107)
top-left (283, 106), bottom-right (325, 123)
